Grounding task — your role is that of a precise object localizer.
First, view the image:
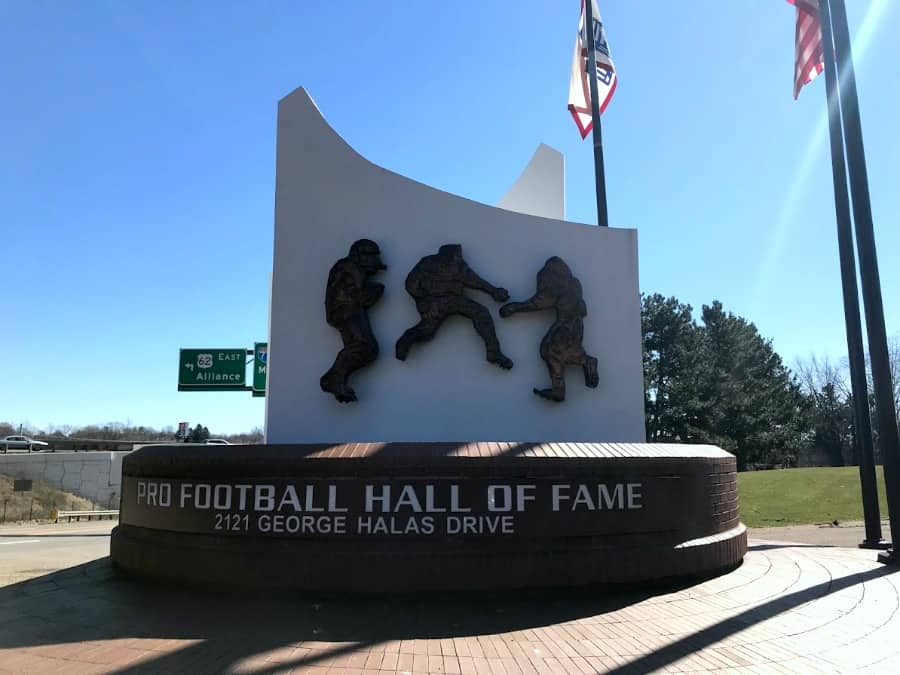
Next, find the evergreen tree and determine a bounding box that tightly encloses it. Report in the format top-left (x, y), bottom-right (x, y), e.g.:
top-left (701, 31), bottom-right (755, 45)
top-left (188, 424), bottom-right (206, 443)
top-left (642, 294), bottom-right (705, 442)
top-left (695, 302), bottom-right (806, 470)
top-left (641, 296), bottom-right (807, 470)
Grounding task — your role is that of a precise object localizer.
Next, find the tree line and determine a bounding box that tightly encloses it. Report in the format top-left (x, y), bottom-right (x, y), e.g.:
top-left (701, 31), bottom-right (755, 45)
top-left (643, 293), bottom-right (899, 471)
top-left (4, 294), bottom-right (897, 470)
top-left (0, 421), bottom-right (263, 445)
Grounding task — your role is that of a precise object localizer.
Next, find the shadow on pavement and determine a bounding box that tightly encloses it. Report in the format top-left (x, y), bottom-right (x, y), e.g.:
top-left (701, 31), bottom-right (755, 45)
top-left (749, 543), bottom-right (836, 551)
top-left (8, 554), bottom-right (887, 674)
top-left (0, 557), bottom-right (678, 673)
top-left (607, 564), bottom-right (896, 674)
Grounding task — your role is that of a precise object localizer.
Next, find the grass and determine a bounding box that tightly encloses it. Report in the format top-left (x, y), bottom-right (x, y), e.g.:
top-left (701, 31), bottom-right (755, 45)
top-left (738, 465), bottom-right (889, 528)
top-left (0, 474), bottom-right (101, 523)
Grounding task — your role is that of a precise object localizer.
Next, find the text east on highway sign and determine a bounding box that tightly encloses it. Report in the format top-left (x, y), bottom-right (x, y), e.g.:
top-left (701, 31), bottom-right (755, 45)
top-left (178, 349), bottom-right (247, 391)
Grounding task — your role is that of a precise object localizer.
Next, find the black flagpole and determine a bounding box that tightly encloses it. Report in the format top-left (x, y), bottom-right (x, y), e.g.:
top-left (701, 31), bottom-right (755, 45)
top-left (818, 0), bottom-right (886, 549)
top-left (826, 0), bottom-right (900, 565)
top-left (583, 0), bottom-right (609, 228)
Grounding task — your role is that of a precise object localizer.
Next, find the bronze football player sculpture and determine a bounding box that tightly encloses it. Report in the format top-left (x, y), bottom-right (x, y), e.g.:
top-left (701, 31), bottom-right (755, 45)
top-left (320, 239), bottom-right (387, 403)
top-left (500, 257), bottom-right (599, 401)
top-left (396, 244), bottom-right (513, 369)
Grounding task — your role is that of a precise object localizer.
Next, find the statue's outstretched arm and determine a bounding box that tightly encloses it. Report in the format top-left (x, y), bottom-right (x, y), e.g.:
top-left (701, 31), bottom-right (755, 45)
top-left (500, 289), bottom-right (554, 317)
top-left (461, 262), bottom-right (509, 302)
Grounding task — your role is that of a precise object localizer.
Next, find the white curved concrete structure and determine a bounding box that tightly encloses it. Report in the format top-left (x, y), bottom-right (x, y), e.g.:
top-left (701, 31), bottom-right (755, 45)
top-left (497, 143), bottom-right (565, 220)
top-left (265, 87), bottom-right (644, 444)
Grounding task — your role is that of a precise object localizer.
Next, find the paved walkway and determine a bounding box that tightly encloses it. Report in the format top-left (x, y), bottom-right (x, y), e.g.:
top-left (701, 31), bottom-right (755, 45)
top-left (0, 524), bottom-right (898, 673)
top-left (750, 521), bottom-right (892, 549)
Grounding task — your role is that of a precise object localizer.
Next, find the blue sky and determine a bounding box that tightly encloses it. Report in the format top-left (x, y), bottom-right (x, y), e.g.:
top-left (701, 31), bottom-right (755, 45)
top-left (2, 1), bottom-right (897, 435)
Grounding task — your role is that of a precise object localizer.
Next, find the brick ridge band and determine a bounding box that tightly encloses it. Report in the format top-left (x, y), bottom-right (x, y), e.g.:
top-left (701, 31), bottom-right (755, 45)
top-left (124, 441), bottom-right (735, 463)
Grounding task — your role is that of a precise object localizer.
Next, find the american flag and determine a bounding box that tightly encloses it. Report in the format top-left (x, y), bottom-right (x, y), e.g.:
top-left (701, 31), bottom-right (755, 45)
top-left (789, 0), bottom-right (824, 99)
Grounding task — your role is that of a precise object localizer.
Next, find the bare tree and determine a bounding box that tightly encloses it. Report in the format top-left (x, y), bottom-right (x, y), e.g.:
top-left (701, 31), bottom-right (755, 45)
top-left (863, 334), bottom-right (900, 459)
top-left (796, 354), bottom-right (850, 400)
top-left (225, 427), bottom-right (264, 444)
top-left (890, 335), bottom-right (900, 417)
top-left (796, 354), bottom-right (853, 466)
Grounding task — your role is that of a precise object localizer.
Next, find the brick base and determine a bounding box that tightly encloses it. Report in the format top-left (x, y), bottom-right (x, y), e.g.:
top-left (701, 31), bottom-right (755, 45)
top-left (111, 442), bottom-right (747, 592)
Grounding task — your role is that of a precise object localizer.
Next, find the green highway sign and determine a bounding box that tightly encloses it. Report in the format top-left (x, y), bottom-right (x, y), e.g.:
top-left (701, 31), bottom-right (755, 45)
top-left (252, 342), bottom-right (267, 397)
top-left (178, 349), bottom-right (248, 391)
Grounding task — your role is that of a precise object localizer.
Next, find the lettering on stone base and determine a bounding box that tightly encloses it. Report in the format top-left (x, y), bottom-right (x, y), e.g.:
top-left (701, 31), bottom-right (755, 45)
top-left (125, 478), bottom-right (658, 539)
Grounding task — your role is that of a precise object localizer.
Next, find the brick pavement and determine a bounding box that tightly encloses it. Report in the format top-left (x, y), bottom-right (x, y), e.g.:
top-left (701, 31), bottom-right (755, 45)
top-left (0, 540), bottom-right (898, 673)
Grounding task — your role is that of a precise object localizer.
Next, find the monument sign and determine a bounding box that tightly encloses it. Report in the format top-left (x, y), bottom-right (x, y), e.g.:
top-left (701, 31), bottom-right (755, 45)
top-left (111, 87), bottom-right (746, 592)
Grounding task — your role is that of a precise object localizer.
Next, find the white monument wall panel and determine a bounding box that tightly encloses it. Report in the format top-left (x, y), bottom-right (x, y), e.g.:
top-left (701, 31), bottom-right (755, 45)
top-left (265, 87), bottom-right (645, 444)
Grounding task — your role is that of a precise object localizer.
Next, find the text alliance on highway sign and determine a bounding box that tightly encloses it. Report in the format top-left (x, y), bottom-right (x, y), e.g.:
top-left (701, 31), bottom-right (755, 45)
top-left (178, 349), bottom-right (247, 391)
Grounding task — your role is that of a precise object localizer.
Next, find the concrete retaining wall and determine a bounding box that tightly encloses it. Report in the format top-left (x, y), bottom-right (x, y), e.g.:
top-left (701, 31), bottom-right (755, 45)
top-left (0, 452), bottom-right (130, 508)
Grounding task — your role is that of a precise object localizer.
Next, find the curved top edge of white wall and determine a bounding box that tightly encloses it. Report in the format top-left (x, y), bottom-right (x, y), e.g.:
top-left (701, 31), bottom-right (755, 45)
top-left (278, 86), bottom-right (629, 233)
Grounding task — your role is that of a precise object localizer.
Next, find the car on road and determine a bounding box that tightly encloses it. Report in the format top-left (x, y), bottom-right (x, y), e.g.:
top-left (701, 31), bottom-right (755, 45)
top-left (204, 438), bottom-right (231, 445)
top-left (1, 435), bottom-right (50, 453)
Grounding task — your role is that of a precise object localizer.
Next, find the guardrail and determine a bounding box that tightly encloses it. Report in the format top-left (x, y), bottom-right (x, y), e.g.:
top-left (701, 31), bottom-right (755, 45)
top-left (52, 509), bottom-right (119, 523)
top-left (35, 439), bottom-right (146, 453)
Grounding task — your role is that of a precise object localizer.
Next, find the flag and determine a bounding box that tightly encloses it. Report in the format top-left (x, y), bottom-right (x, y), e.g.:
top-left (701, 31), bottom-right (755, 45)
top-left (789, 0), bottom-right (824, 99)
top-left (568, 0), bottom-right (617, 139)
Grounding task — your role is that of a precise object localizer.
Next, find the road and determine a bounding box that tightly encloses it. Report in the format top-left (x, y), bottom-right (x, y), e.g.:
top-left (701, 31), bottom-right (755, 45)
top-left (0, 520), bottom-right (114, 587)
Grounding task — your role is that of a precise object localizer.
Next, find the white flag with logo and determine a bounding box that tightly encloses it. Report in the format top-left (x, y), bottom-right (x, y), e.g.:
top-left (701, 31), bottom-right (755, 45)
top-left (568, 0), bottom-right (617, 139)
